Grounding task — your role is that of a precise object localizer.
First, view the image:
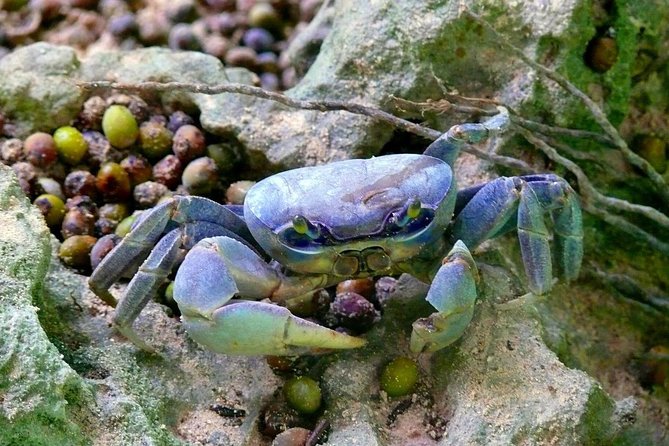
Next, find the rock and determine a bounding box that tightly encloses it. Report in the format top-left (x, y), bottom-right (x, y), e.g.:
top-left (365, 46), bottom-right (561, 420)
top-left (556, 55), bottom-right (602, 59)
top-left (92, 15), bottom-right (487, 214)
top-left (0, 163), bottom-right (91, 445)
top-left (0, 43), bottom-right (83, 138)
top-left (0, 0), bottom-right (639, 175)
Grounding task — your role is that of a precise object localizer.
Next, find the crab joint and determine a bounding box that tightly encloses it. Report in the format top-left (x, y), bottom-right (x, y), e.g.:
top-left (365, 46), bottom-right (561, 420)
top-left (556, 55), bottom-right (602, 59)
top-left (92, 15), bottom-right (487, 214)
top-left (390, 198), bottom-right (422, 227)
top-left (292, 214), bottom-right (321, 239)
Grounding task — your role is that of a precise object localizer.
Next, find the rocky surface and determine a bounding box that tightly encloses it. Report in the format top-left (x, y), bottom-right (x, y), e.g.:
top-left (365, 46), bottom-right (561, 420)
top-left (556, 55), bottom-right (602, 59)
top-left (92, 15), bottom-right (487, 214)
top-left (1, 0), bottom-right (669, 444)
top-left (0, 161), bottom-right (642, 444)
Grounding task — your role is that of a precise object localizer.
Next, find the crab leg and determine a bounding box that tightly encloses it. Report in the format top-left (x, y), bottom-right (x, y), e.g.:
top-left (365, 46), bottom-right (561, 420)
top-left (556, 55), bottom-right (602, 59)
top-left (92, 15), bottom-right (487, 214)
top-left (173, 236), bottom-right (366, 355)
top-left (411, 241), bottom-right (478, 353)
top-left (112, 221), bottom-right (242, 350)
top-left (451, 176), bottom-right (583, 294)
top-left (424, 106), bottom-right (510, 166)
top-left (89, 196), bottom-right (254, 306)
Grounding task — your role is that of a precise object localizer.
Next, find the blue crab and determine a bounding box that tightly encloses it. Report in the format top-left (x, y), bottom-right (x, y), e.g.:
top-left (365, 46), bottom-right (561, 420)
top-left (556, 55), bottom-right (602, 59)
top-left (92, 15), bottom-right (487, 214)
top-left (89, 108), bottom-right (583, 355)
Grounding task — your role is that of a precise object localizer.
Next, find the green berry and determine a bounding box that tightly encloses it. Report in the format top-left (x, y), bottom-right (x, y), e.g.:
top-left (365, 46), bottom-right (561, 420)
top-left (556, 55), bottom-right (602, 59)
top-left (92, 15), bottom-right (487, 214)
top-left (33, 194), bottom-right (66, 227)
top-left (102, 105), bottom-right (139, 149)
top-left (98, 203), bottom-right (130, 223)
top-left (380, 357), bottom-right (419, 397)
top-left (115, 213), bottom-right (139, 237)
top-left (53, 126), bottom-right (88, 165)
top-left (59, 235), bottom-right (97, 269)
top-left (283, 376), bottom-right (322, 415)
top-left (139, 121), bottom-right (173, 160)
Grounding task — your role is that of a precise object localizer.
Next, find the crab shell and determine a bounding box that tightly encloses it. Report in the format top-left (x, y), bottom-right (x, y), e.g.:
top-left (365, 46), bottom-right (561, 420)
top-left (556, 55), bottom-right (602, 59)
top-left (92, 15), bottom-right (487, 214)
top-left (243, 154), bottom-right (458, 277)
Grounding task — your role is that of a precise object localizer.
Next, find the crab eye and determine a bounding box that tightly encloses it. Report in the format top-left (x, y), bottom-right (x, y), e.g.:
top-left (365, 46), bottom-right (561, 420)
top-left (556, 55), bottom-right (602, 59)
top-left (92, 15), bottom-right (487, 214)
top-left (292, 214), bottom-right (320, 239)
top-left (390, 198), bottom-right (422, 228)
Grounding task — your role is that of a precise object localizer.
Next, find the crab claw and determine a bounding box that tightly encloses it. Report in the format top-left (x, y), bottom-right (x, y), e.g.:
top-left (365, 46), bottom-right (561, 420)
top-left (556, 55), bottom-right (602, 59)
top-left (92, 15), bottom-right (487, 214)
top-left (410, 241), bottom-right (478, 353)
top-left (181, 301), bottom-right (366, 355)
top-left (174, 236), bottom-right (365, 355)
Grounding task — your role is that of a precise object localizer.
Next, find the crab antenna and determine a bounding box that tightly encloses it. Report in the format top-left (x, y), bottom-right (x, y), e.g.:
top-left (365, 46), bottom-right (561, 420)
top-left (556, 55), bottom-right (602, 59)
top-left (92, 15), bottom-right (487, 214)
top-left (292, 215), bottom-right (321, 239)
top-left (391, 198), bottom-right (422, 227)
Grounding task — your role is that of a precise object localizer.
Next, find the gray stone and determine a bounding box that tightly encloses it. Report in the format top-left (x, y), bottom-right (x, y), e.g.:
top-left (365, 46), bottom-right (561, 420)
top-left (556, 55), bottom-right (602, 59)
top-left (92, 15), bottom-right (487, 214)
top-left (0, 43), bottom-right (83, 138)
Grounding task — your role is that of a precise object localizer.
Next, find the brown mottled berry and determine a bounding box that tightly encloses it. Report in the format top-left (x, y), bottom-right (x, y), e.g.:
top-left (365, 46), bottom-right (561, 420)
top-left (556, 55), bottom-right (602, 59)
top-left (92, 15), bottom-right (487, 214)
top-left (285, 289), bottom-right (330, 318)
top-left (1, 138), bottom-right (23, 163)
top-left (224, 46), bottom-right (257, 69)
top-left (24, 132), bottom-right (58, 167)
top-left (65, 195), bottom-right (98, 214)
top-left (59, 235), bottom-right (97, 270)
top-left (266, 355), bottom-right (298, 374)
top-left (182, 157), bottom-right (219, 195)
top-left (134, 181), bottom-right (170, 208)
top-left (256, 51), bottom-right (279, 73)
top-left (330, 292), bottom-right (377, 332)
top-left (102, 104), bottom-right (139, 149)
top-left (172, 124), bottom-right (206, 163)
top-left (634, 135), bottom-right (666, 174)
top-left (120, 154), bottom-right (153, 186)
top-left (98, 203), bottom-right (129, 223)
top-left (225, 180), bottom-right (256, 205)
top-left (259, 402), bottom-right (307, 437)
top-left (139, 121), bottom-right (173, 160)
top-left (585, 36), bottom-right (618, 73)
top-left (283, 376), bottom-right (322, 415)
top-left (78, 96), bottom-right (107, 130)
top-left (96, 162), bottom-right (132, 201)
top-left (374, 276), bottom-right (398, 307)
top-left (83, 130), bottom-right (120, 167)
top-left (153, 155), bottom-right (183, 189)
top-left (64, 170), bottom-right (98, 198)
top-left (272, 428), bottom-right (311, 446)
top-left (380, 357), bottom-right (419, 397)
top-left (11, 161), bottom-right (36, 195)
top-left (202, 34), bottom-right (229, 59)
top-left (168, 23), bottom-right (201, 51)
top-left (90, 233), bottom-right (121, 270)
top-left (53, 126), bottom-right (88, 165)
top-left (35, 177), bottom-right (65, 200)
top-left (336, 278), bottom-right (375, 299)
top-left (33, 194), bottom-right (66, 227)
top-left (61, 207), bottom-right (96, 239)
top-left (94, 218), bottom-right (119, 237)
top-left (148, 114), bottom-right (168, 126)
top-left (166, 110), bottom-right (195, 134)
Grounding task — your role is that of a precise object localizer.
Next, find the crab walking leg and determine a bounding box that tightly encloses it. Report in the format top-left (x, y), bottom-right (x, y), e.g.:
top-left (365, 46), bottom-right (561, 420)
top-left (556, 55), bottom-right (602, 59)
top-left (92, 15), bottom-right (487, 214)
top-left (450, 177), bottom-right (564, 295)
top-left (424, 106), bottom-right (510, 166)
top-left (112, 221), bottom-right (248, 350)
top-left (173, 236), bottom-right (366, 355)
top-left (89, 196), bottom-right (253, 306)
top-left (454, 174), bottom-right (584, 283)
top-left (410, 241), bottom-right (478, 353)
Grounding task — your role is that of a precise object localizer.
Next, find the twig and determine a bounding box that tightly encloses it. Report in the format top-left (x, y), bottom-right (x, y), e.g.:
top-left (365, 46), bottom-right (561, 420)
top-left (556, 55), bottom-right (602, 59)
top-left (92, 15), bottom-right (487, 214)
top-left (388, 95), bottom-right (496, 117)
top-left (77, 80), bottom-right (534, 172)
top-left (464, 9), bottom-right (669, 204)
top-left (517, 126), bottom-right (669, 231)
top-left (583, 204), bottom-right (669, 256)
top-left (510, 116), bottom-right (615, 147)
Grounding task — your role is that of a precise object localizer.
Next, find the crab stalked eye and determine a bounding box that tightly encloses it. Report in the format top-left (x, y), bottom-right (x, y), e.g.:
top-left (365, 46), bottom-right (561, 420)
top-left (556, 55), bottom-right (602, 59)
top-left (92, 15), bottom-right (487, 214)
top-left (391, 197), bottom-right (422, 228)
top-left (407, 198), bottom-right (421, 219)
top-left (292, 214), bottom-right (320, 239)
